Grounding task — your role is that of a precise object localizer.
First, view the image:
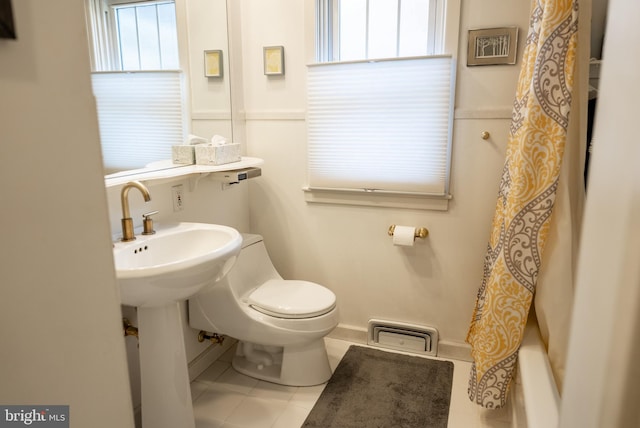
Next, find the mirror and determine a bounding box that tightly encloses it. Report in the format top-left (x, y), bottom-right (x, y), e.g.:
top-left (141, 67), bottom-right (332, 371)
top-left (88, 0), bottom-right (233, 178)
top-left (181, 0), bottom-right (233, 158)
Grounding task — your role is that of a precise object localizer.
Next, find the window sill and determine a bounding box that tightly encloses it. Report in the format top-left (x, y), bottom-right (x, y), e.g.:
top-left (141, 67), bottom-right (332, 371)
top-left (302, 187), bottom-right (450, 211)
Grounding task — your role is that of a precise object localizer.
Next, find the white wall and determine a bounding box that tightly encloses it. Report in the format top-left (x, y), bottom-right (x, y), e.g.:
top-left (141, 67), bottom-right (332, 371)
top-left (0, 1), bottom-right (134, 426)
top-left (240, 0), bottom-right (531, 348)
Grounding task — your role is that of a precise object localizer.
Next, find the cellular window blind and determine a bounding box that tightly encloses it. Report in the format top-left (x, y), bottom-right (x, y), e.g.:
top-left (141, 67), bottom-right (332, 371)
top-left (306, 56), bottom-right (454, 196)
top-left (91, 71), bottom-right (186, 171)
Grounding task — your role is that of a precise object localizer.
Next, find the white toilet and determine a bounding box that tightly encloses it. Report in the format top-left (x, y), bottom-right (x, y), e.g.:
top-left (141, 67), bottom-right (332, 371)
top-left (188, 234), bottom-right (339, 386)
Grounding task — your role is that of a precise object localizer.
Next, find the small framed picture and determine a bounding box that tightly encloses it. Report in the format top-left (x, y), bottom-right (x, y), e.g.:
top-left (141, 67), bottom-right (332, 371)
top-left (467, 27), bottom-right (518, 66)
top-left (204, 50), bottom-right (223, 77)
top-left (263, 46), bottom-right (285, 76)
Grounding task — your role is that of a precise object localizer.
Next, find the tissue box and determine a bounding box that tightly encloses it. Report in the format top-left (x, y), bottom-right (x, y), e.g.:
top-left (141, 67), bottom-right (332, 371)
top-left (171, 145), bottom-right (196, 165)
top-left (195, 143), bottom-right (241, 166)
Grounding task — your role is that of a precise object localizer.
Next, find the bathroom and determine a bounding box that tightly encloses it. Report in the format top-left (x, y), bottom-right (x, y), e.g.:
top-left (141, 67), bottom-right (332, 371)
top-left (2, 0), bottom-right (639, 427)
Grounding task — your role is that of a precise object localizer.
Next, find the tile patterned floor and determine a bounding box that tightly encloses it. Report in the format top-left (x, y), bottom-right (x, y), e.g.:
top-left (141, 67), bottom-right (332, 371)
top-left (190, 337), bottom-right (515, 428)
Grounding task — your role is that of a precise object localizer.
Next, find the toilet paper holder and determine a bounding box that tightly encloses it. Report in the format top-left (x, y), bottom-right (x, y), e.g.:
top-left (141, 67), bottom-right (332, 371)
top-left (388, 225), bottom-right (429, 239)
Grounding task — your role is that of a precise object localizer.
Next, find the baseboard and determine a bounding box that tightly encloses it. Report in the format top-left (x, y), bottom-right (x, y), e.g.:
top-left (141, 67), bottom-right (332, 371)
top-left (187, 337), bottom-right (237, 381)
top-left (437, 340), bottom-right (472, 361)
top-left (328, 324), bottom-right (472, 361)
top-left (328, 324), bottom-right (368, 344)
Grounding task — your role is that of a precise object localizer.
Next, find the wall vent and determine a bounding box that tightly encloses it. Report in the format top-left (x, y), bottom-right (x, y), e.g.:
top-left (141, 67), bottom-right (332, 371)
top-left (367, 319), bottom-right (438, 357)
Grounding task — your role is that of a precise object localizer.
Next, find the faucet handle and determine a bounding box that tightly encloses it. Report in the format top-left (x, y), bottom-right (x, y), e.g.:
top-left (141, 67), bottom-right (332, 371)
top-left (141, 211), bottom-right (159, 235)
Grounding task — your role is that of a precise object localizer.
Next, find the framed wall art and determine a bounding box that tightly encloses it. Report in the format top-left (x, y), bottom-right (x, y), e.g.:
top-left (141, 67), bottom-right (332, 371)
top-left (263, 46), bottom-right (285, 76)
top-left (467, 27), bottom-right (518, 66)
top-left (204, 50), bottom-right (223, 77)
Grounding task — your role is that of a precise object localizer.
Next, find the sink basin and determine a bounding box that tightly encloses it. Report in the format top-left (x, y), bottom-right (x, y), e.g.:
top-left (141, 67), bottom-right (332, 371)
top-left (113, 222), bottom-right (242, 307)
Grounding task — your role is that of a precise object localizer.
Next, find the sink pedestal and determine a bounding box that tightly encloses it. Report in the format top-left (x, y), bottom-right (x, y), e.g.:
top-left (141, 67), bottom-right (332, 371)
top-left (138, 303), bottom-right (195, 428)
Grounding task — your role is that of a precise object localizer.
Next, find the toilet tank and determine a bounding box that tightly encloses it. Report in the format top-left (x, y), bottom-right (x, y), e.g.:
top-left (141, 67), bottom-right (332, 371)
top-left (226, 234), bottom-right (282, 298)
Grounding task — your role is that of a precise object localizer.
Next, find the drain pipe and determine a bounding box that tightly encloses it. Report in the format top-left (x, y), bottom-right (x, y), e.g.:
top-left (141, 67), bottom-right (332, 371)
top-left (198, 331), bottom-right (225, 345)
top-left (123, 318), bottom-right (138, 338)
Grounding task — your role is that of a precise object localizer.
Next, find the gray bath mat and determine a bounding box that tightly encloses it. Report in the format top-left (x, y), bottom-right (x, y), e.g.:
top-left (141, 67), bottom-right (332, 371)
top-left (302, 345), bottom-right (454, 428)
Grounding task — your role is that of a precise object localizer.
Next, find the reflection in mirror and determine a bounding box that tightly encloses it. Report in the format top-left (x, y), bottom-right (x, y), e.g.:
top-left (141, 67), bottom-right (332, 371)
top-left (84, 0), bottom-right (232, 177)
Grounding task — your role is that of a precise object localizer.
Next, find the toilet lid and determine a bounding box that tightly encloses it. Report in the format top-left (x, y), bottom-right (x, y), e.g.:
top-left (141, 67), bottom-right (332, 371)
top-left (247, 280), bottom-right (336, 319)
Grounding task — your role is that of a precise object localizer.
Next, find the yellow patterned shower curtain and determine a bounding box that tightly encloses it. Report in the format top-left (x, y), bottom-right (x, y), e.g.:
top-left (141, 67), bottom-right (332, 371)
top-left (466, 0), bottom-right (579, 408)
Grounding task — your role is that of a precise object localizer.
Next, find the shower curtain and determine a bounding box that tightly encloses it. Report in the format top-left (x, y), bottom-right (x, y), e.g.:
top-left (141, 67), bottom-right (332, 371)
top-left (466, 0), bottom-right (580, 408)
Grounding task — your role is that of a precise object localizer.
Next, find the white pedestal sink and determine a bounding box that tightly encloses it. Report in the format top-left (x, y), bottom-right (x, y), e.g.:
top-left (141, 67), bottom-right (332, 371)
top-left (113, 222), bottom-right (242, 428)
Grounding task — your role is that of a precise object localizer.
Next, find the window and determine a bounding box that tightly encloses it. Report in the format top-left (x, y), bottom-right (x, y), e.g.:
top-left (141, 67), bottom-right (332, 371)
top-left (317, 0), bottom-right (442, 62)
top-left (86, 0), bottom-right (186, 173)
top-left (307, 0), bottom-right (456, 208)
top-left (307, 56), bottom-right (454, 195)
top-left (89, 0), bottom-right (179, 72)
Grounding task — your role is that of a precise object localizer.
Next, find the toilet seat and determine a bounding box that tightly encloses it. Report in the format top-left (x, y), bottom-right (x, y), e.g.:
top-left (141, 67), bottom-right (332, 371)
top-left (247, 280), bottom-right (336, 319)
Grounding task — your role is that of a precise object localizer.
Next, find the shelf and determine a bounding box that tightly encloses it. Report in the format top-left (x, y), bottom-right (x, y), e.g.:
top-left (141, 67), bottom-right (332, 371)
top-left (105, 157), bottom-right (264, 188)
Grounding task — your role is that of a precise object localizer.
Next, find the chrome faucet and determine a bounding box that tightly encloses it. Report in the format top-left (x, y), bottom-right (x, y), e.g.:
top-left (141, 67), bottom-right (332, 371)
top-left (120, 181), bottom-right (152, 242)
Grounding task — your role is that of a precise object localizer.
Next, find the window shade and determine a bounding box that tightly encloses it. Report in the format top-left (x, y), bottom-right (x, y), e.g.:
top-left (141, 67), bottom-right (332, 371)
top-left (91, 71), bottom-right (185, 171)
top-left (307, 56), bottom-right (454, 195)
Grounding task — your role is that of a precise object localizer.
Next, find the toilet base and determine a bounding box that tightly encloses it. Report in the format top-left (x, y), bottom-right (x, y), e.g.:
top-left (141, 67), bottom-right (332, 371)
top-left (232, 339), bottom-right (332, 386)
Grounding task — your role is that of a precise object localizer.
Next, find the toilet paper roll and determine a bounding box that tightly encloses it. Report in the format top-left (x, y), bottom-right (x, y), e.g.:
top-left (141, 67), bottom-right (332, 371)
top-left (392, 225), bottom-right (416, 247)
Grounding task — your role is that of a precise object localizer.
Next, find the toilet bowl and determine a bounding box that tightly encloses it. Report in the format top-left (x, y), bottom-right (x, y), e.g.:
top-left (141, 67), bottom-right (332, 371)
top-left (188, 234), bottom-right (339, 386)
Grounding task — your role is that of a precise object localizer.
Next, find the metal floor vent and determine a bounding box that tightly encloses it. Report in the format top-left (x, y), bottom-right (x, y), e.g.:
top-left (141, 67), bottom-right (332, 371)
top-left (367, 319), bottom-right (438, 357)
